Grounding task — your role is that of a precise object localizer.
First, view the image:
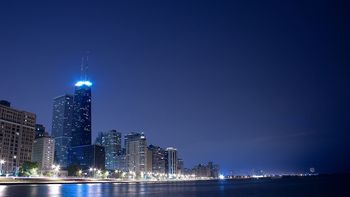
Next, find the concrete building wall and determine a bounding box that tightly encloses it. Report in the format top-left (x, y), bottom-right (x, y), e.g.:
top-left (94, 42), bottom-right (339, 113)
top-left (0, 101), bottom-right (36, 174)
top-left (147, 148), bottom-right (152, 173)
top-left (125, 133), bottom-right (147, 175)
top-left (32, 137), bottom-right (55, 171)
top-left (166, 147), bottom-right (177, 177)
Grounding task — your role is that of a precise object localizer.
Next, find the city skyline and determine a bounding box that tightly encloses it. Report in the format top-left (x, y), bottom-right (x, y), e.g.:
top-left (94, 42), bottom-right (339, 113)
top-left (0, 0), bottom-right (348, 175)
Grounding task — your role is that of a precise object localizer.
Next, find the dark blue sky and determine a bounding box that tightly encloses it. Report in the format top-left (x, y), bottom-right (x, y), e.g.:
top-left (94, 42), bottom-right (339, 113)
top-left (0, 0), bottom-right (349, 174)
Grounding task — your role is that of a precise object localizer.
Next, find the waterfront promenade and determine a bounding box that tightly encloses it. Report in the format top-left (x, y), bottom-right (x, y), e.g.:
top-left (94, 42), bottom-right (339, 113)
top-left (0, 177), bottom-right (207, 185)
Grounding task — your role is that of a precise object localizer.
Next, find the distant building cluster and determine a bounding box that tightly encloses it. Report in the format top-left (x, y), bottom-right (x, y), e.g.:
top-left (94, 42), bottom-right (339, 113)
top-left (0, 69), bottom-right (219, 179)
top-left (188, 162), bottom-right (220, 178)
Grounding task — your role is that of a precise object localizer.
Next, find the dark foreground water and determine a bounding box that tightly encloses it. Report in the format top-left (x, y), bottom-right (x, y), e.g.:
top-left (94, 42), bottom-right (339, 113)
top-left (0, 175), bottom-right (349, 197)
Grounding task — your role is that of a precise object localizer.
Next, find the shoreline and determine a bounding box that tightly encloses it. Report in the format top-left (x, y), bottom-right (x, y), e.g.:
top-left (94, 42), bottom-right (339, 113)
top-left (0, 174), bottom-right (348, 186)
top-left (0, 177), bottom-right (213, 185)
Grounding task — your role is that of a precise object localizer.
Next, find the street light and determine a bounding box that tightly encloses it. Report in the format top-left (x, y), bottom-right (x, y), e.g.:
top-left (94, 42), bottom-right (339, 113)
top-left (55, 165), bottom-right (60, 172)
top-left (90, 167), bottom-right (97, 178)
top-left (52, 164), bottom-right (60, 177)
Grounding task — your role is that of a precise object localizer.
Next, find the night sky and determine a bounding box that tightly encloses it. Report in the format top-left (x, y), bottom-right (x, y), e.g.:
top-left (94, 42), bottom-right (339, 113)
top-left (0, 0), bottom-right (349, 175)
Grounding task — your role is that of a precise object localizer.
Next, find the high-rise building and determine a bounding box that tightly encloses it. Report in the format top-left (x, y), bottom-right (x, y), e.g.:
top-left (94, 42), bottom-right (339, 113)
top-left (95, 130), bottom-right (122, 170)
top-left (70, 144), bottom-right (105, 170)
top-left (71, 81), bottom-right (92, 147)
top-left (177, 158), bottom-right (184, 175)
top-left (148, 145), bottom-right (167, 174)
top-left (32, 136), bottom-right (55, 172)
top-left (0, 100), bottom-right (36, 174)
top-left (192, 163), bottom-right (209, 177)
top-left (166, 147), bottom-right (178, 177)
top-left (51, 94), bottom-right (74, 168)
top-left (208, 161), bottom-right (219, 178)
top-left (116, 148), bottom-right (127, 171)
top-left (35, 124), bottom-right (47, 139)
top-left (125, 132), bottom-right (147, 175)
top-left (146, 148), bottom-right (152, 173)
top-left (68, 79), bottom-right (96, 169)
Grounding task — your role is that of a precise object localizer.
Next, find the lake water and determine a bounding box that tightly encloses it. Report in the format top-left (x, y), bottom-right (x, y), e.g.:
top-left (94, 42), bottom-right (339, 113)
top-left (0, 175), bottom-right (349, 197)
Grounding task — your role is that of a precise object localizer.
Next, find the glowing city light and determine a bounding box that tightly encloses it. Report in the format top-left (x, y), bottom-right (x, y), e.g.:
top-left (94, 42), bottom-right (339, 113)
top-left (75, 81), bottom-right (92, 87)
top-left (219, 174), bottom-right (225, 180)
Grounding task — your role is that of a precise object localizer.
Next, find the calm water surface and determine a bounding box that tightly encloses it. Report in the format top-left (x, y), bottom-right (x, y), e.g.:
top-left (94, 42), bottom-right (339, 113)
top-left (0, 175), bottom-right (349, 197)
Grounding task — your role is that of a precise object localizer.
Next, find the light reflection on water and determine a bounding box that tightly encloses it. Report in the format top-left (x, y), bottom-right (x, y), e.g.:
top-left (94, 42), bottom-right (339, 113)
top-left (0, 182), bottom-right (202, 197)
top-left (47, 184), bottom-right (61, 196)
top-left (0, 177), bottom-right (346, 197)
top-left (0, 186), bottom-right (6, 194)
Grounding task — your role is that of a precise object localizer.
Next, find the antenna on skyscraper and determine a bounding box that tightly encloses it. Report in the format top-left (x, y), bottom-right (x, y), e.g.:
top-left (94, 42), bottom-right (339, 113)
top-left (80, 56), bottom-right (85, 80)
top-left (80, 51), bottom-right (90, 81)
top-left (85, 53), bottom-right (89, 81)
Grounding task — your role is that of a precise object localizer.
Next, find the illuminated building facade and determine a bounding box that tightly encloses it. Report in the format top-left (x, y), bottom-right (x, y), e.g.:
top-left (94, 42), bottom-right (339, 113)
top-left (71, 81), bottom-right (92, 147)
top-left (70, 144), bottom-right (105, 170)
top-left (148, 144), bottom-right (167, 174)
top-left (32, 136), bottom-right (55, 172)
top-left (0, 100), bottom-right (36, 174)
top-left (125, 132), bottom-right (148, 175)
top-left (51, 94), bottom-right (73, 167)
top-left (95, 130), bottom-right (122, 170)
top-left (166, 147), bottom-right (178, 177)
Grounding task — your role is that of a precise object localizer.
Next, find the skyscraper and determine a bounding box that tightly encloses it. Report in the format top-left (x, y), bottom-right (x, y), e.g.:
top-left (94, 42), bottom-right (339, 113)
top-left (125, 132), bottom-right (148, 176)
top-left (70, 144), bottom-right (105, 170)
top-left (147, 148), bottom-right (153, 173)
top-left (148, 144), bottom-right (167, 174)
top-left (116, 148), bottom-right (127, 171)
top-left (69, 79), bottom-right (99, 169)
top-left (32, 136), bottom-right (55, 172)
top-left (95, 130), bottom-right (122, 170)
top-left (0, 100), bottom-right (36, 174)
top-left (177, 158), bottom-right (184, 175)
top-left (166, 147), bottom-right (178, 177)
top-left (51, 94), bottom-right (74, 168)
top-left (71, 81), bottom-right (92, 147)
